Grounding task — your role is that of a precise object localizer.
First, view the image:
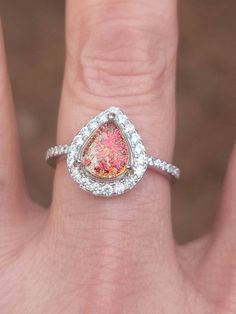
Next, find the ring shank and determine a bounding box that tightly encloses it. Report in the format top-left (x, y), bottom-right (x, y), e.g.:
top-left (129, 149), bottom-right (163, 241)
top-left (147, 156), bottom-right (180, 180)
top-left (45, 145), bottom-right (69, 168)
top-left (46, 145), bottom-right (180, 180)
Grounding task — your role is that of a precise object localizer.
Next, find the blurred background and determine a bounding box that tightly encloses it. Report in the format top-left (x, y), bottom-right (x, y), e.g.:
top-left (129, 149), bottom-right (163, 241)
top-left (0, 0), bottom-right (235, 243)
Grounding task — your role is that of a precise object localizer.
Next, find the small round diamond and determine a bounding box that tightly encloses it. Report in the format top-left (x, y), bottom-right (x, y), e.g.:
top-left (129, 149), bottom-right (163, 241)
top-left (166, 164), bottom-right (172, 173)
top-left (80, 177), bottom-right (91, 189)
top-left (124, 121), bottom-right (135, 133)
top-left (147, 157), bottom-right (152, 166)
top-left (161, 161), bottom-right (167, 171)
top-left (90, 182), bottom-right (101, 194)
top-left (98, 114), bottom-right (107, 124)
top-left (173, 167), bottom-right (180, 179)
top-left (137, 153), bottom-right (147, 164)
top-left (102, 184), bottom-right (113, 196)
top-left (123, 176), bottom-right (135, 189)
top-left (80, 127), bottom-right (90, 138)
top-left (109, 107), bottom-right (120, 114)
top-left (72, 167), bottom-right (79, 177)
top-left (117, 114), bottom-right (127, 125)
top-left (74, 135), bottom-right (84, 145)
top-left (135, 143), bottom-right (144, 154)
top-left (154, 159), bottom-right (162, 168)
top-left (134, 166), bottom-right (146, 178)
top-left (114, 182), bottom-right (125, 194)
top-left (89, 120), bottom-right (98, 131)
top-left (131, 133), bottom-right (140, 145)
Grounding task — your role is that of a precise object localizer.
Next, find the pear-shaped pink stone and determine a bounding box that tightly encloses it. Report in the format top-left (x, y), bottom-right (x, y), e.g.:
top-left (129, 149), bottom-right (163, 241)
top-left (81, 122), bottom-right (129, 179)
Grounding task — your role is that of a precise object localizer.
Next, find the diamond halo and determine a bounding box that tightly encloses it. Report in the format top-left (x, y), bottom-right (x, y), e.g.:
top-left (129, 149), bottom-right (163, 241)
top-left (46, 106), bottom-right (181, 197)
top-left (66, 107), bottom-right (148, 197)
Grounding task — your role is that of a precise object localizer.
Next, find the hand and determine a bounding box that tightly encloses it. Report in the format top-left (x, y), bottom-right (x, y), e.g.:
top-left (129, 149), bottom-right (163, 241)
top-left (0, 1), bottom-right (235, 313)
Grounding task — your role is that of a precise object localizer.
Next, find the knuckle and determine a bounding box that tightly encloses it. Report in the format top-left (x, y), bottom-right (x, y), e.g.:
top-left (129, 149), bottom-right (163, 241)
top-left (66, 3), bottom-right (177, 101)
top-left (80, 24), bottom-right (176, 97)
top-left (81, 26), bottom-right (167, 97)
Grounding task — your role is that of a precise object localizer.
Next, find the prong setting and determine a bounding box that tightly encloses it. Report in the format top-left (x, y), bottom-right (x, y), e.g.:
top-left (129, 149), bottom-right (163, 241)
top-left (107, 112), bottom-right (116, 120)
top-left (73, 160), bottom-right (82, 167)
top-left (126, 164), bottom-right (134, 174)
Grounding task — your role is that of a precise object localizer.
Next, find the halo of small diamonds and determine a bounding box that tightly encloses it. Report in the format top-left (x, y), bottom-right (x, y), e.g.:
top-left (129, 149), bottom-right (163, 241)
top-left (67, 107), bottom-right (148, 197)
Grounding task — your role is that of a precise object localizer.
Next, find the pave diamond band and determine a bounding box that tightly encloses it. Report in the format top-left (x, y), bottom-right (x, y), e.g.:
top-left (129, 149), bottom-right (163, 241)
top-left (46, 145), bottom-right (180, 180)
top-left (45, 107), bottom-right (180, 197)
top-left (46, 145), bottom-right (69, 167)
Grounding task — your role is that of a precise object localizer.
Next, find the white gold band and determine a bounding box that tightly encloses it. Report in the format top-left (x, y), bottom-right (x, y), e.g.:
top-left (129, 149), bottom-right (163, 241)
top-left (46, 145), bottom-right (180, 180)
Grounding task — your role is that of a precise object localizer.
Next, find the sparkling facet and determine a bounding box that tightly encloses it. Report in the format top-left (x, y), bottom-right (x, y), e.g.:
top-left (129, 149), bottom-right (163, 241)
top-left (131, 133), bottom-right (140, 145)
top-left (81, 122), bottom-right (129, 179)
top-left (102, 184), bottom-right (113, 196)
top-left (89, 120), bottom-right (99, 131)
top-left (114, 182), bottom-right (125, 194)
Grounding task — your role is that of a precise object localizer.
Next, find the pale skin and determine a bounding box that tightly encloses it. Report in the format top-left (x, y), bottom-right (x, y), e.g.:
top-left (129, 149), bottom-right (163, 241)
top-left (0, 0), bottom-right (236, 313)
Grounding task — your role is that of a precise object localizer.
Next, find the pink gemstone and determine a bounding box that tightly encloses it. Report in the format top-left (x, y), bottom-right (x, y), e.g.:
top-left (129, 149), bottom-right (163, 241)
top-left (81, 122), bottom-right (129, 179)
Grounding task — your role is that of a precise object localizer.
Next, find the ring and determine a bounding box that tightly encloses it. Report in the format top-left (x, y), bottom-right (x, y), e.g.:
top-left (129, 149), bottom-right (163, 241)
top-left (46, 107), bottom-right (180, 197)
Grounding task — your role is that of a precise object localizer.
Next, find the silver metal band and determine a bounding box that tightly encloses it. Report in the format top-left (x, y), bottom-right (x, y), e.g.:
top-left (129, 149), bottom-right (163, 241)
top-left (46, 145), bottom-right (180, 180)
top-left (46, 145), bottom-right (69, 167)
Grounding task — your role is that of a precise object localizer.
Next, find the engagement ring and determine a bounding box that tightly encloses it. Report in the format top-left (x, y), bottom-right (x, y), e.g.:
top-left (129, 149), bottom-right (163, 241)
top-left (46, 107), bottom-right (180, 197)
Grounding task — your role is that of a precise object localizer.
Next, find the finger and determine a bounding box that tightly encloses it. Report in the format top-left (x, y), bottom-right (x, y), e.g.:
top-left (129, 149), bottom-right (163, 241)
top-left (197, 144), bottom-right (236, 305)
top-left (0, 20), bottom-right (28, 212)
top-left (212, 143), bottom-right (236, 242)
top-left (50, 0), bottom-right (179, 291)
top-left (0, 21), bottom-right (25, 204)
top-left (55, 0), bottom-right (177, 199)
top-left (0, 20), bottom-right (33, 264)
top-left (53, 0), bottom-right (177, 236)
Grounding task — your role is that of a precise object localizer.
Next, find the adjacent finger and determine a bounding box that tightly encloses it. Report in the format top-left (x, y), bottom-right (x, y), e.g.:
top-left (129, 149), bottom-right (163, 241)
top-left (196, 144), bottom-right (236, 305)
top-left (0, 19), bottom-right (27, 211)
top-left (0, 19), bottom-right (33, 264)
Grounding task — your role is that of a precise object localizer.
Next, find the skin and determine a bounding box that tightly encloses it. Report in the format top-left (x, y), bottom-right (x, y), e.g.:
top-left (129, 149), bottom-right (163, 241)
top-left (0, 0), bottom-right (236, 313)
